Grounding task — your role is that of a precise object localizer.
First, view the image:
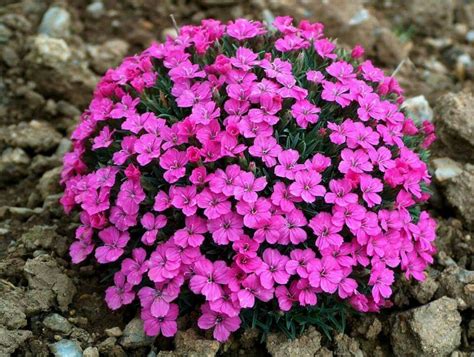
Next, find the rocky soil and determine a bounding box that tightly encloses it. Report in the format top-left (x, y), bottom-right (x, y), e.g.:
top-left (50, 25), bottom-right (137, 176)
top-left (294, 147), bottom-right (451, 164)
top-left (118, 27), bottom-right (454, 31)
top-left (0, 0), bottom-right (473, 356)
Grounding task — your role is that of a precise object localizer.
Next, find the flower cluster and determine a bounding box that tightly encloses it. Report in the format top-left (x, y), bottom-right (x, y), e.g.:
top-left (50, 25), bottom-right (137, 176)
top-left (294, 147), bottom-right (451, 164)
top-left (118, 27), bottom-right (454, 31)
top-left (61, 17), bottom-right (436, 342)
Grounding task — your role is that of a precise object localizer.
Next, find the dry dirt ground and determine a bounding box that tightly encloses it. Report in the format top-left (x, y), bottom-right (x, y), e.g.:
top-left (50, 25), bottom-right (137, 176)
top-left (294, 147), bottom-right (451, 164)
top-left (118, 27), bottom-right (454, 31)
top-left (0, 0), bottom-right (473, 356)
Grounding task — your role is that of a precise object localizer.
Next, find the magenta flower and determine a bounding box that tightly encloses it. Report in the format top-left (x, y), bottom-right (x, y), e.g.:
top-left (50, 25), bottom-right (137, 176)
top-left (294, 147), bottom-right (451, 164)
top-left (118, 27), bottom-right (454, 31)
top-left (309, 212), bottom-right (343, 250)
top-left (257, 249), bottom-right (290, 289)
top-left (190, 259), bottom-right (230, 301)
top-left (325, 179), bottom-right (358, 207)
top-left (291, 100), bottom-right (321, 128)
top-left (249, 135), bottom-right (282, 167)
top-left (121, 248), bottom-right (148, 285)
top-left (170, 185), bottom-right (197, 216)
top-left (173, 215), bottom-right (208, 247)
top-left (280, 209), bottom-right (308, 244)
top-left (138, 282), bottom-right (179, 317)
top-left (209, 164), bottom-right (241, 197)
top-left (141, 213), bottom-right (167, 245)
top-left (148, 244), bottom-right (181, 283)
top-left (271, 181), bottom-right (301, 212)
top-left (237, 274), bottom-right (273, 308)
top-left (226, 19), bottom-right (266, 41)
top-left (369, 263), bottom-right (394, 303)
top-left (207, 212), bottom-right (244, 245)
top-left (338, 148), bottom-right (373, 174)
top-left (233, 172), bottom-right (267, 203)
top-left (236, 198), bottom-right (271, 228)
top-left (289, 170), bottom-right (326, 203)
top-left (308, 257), bottom-right (343, 293)
top-left (142, 303), bottom-right (179, 337)
top-left (359, 174), bottom-right (383, 207)
top-left (135, 134), bottom-right (162, 166)
top-left (198, 302), bottom-right (241, 342)
top-left (196, 188), bottom-right (231, 219)
top-left (160, 149), bottom-right (188, 183)
top-left (274, 149), bottom-right (302, 179)
top-left (105, 272), bottom-right (135, 310)
top-left (95, 227), bottom-right (130, 263)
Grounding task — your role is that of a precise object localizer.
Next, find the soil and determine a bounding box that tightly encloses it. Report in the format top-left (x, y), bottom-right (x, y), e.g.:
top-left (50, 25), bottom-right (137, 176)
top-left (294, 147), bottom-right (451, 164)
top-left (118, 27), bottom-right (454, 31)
top-left (0, 0), bottom-right (473, 356)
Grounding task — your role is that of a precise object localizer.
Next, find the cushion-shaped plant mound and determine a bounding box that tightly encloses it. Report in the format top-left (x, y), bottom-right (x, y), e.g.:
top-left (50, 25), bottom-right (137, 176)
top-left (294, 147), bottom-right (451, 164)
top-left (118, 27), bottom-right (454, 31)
top-left (61, 17), bottom-right (436, 342)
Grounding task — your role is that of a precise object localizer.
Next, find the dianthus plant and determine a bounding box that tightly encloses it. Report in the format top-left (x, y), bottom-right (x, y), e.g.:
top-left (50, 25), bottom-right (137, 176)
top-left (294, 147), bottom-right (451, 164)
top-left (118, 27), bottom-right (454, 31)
top-left (61, 17), bottom-right (437, 342)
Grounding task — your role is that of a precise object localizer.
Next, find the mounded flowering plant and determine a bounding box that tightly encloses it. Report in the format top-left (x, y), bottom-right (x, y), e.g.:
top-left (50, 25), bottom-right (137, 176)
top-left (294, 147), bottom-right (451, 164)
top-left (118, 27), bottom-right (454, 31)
top-left (61, 17), bottom-right (437, 342)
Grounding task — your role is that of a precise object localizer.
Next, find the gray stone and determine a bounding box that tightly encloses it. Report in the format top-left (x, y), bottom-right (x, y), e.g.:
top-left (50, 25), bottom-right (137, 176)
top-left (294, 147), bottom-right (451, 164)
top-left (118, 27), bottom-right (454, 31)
top-left (119, 318), bottom-right (154, 349)
top-left (0, 328), bottom-right (32, 355)
top-left (266, 326), bottom-right (322, 357)
top-left (49, 339), bottom-right (82, 357)
top-left (23, 255), bottom-right (76, 312)
top-left (437, 265), bottom-right (474, 309)
top-left (105, 326), bottom-right (123, 337)
top-left (0, 291), bottom-right (28, 329)
top-left (83, 346), bottom-right (100, 357)
top-left (402, 95), bottom-right (433, 123)
top-left (38, 6), bottom-right (71, 38)
top-left (445, 166), bottom-right (474, 229)
top-left (334, 333), bottom-right (363, 357)
top-left (25, 36), bottom-right (98, 107)
top-left (37, 167), bottom-right (62, 200)
top-left (390, 297), bottom-right (462, 357)
top-left (406, 0), bottom-right (454, 36)
top-left (86, 1), bottom-right (105, 18)
top-left (87, 39), bottom-right (129, 74)
top-left (432, 158), bottom-right (463, 183)
top-left (1, 120), bottom-right (62, 153)
top-left (174, 328), bottom-right (221, 357)
top-left (43, 313), bottom-right (73, 334)
top-left (434, 91), bottom-right (474, 162)
top-left (409, 274), bottom-right (439, 304)
top-left (0, 147), bottom-right (30, 184)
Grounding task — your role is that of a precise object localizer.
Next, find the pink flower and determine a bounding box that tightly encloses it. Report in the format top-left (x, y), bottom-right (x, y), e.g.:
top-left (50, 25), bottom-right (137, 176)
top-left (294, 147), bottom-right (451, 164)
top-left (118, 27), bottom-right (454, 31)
top-left (236, 198), bottom-right (272, 228)
top-left (135, 134), bottom-right (162, 166)
top-left (209, 164), bottom-right (241, 197)
top-left (138, 283), bottom-right (179, 317)
top-left (230, 47), bottom-right (260, 70)
top-left (325, 179), bottom-right (358, 207)
top-left (121, 248), bottom-right (148, 285)
top-left (208, 212), bottom-right (244, 245)
top-left (160, 149), bottom-right (188, 183)
top-left (271, 181), bottom-right (301, 212)
top-left (258, 249), bottom-right (290, 289)
top-left (170, 185), bottom-right (197, 216)
top-left (359, 174), bottom-right (383, 207)
top-left (190, 259), bottom-right (230, 301)
top-left (357, 93), bottom-right (385, 121)
top-left (226, 19), bottom-right (266, 41)
top-left (141, 213), bottom-right (167, 245)
top-left (369, 263), bottom-right (394, 303)
top-left (173, 215), bottom-right (208, 247)
top-left (105, 272), bottom-right (135, 310)
top-left (95, 227), bottom-right (130, 263)
top-left (249, 135), bottom-right (282, 167)
top-left (237, 274), bottom-right (273, 308)
top-left (291, 100), bottom-right (320, 128)
top-left (148, 244), bottom-right (181, 283)
top-left (275, 149), bottom-right (302, 179)
top-left (196, 188), bottom-right (231, 219)
top-left (306, 70), bottom-right (324, 83)
top-left (308, 257), bottom-right (343, 293)
top-left (92, 126), bottom-right (114, 150)
top-left (198, 302), bottom-right (241, 342)
top-left (332, 203), bottom-right (366, 231)
top-left (280, 210), bottom-right (308, 244)
top-left (326, 61), bottom-right (356, 83)
top-left (285, 249), bottom-right (316, 278)
top-left (289, 170), bottom-right (326, 203)
top-left (142, 303), bottom-right (179, 337)
top-left (338, 149), bottom-right (373, 174)
top-left (189, 101), bottom-right (220, 125)
top-left (253, 215), bottom-right (285, 244)
top-left (248, 94), bottom-right (282, 125)
top-left (309, 212), bottom-right (343, 250)
top-left (275, 285), bottom-right (297, 311)
top-left (153, 190), bottom-right (171, 212)
top-left (233, 172), bottom-right (267, 203)
top-left (321, 81), bottom-right (352, 107)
